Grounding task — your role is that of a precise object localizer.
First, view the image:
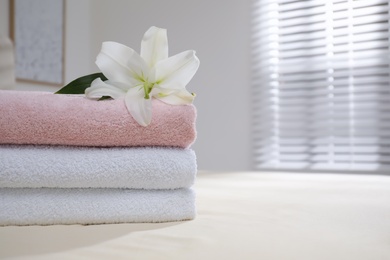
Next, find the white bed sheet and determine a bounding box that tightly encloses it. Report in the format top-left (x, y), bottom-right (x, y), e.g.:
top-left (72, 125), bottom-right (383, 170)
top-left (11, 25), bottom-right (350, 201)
top-left (1, 171), bottom-right (389, 260)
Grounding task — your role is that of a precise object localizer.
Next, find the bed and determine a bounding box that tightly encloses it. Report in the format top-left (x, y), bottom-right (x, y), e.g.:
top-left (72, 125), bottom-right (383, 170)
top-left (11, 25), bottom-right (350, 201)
top-left (1, 171), bottom-right (389, 259)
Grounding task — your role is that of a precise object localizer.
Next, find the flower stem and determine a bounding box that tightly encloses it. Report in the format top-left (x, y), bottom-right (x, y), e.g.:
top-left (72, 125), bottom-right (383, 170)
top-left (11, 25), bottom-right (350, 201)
top-left (143, 83), bottom-right (153, 99)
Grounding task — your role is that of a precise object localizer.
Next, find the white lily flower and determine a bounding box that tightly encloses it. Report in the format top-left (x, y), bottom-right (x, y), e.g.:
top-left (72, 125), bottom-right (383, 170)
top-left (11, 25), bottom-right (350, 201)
top-left (85, 26), bottom-right (200, 126)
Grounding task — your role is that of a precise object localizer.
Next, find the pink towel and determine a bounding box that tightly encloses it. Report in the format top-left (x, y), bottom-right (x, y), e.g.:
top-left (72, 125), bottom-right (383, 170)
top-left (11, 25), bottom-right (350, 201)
top-left (0, 90), bottom-right (196, 148)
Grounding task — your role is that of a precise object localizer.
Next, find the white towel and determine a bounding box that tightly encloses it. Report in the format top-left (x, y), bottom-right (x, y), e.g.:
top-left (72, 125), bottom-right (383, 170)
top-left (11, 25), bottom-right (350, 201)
top-left (0, 145), bottom-right (196, 189)
top-left (0, 188), bottom-right (196, 225)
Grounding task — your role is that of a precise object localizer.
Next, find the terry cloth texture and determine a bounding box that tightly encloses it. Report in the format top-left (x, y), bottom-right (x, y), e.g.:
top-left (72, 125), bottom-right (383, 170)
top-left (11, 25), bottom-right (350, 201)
top-left (0, 145), bottom-right (197, 189)
top-left (0, 90), bottom-right (196, 148)
top-left (0, 188), bottom-right (196, 225)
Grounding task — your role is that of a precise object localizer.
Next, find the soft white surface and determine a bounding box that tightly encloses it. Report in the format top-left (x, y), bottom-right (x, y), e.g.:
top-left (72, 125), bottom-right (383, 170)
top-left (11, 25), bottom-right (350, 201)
top-left (0, 146), bottom-right (196, 189)
top-left (0, 171), bottom-right (389, 259)
top-left (0, 188), bottom-right (195, 226)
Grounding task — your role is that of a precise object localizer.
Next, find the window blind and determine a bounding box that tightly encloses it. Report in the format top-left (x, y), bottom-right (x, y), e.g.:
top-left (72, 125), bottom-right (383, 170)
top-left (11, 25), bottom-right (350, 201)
top-left (252, 0), bottom-right (390, 172)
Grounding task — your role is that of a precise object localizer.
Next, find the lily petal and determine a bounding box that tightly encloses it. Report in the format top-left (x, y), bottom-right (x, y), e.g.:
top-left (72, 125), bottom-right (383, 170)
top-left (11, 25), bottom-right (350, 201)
top-left (96, 41), bottom-right (148, 84)
top-left (85, 78), bottom-right (126, 99)
top-left (141, 26), bottom-right (168, 68)
top-left (154, 88), bottom-right (195, 105)
top-left (154, 50), bottom-right (200, 90)
top-left (125, 86), bottom-right (153, 126)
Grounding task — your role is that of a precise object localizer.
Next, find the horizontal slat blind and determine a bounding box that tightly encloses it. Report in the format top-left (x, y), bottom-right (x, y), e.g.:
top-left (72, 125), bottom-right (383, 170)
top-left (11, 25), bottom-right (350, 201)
top-left (252, 0), bottom-right (390, 172)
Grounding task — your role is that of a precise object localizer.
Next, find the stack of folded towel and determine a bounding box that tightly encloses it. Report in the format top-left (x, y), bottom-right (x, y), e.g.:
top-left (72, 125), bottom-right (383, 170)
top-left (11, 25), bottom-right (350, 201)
top-left (0, 90), bottom-right (197, 225)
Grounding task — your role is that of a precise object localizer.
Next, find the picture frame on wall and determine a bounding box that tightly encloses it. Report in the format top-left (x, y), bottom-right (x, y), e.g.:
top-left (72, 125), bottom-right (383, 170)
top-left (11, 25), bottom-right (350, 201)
top-left (10, 0), bottom-right (65, 86)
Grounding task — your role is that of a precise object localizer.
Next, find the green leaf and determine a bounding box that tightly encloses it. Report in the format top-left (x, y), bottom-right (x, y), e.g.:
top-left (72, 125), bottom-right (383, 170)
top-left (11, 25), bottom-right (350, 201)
top-left (55, 73), bottom-right (107, 94)
top-left (98, 96), bottom-right (112, 101)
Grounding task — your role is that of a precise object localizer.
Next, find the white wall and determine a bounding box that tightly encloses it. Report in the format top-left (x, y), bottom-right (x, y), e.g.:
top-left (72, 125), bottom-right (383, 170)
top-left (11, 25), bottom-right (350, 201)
top-left (1, 0), bottom-right (252, 171)
top-left (0, 0), bottom-right (9, 37)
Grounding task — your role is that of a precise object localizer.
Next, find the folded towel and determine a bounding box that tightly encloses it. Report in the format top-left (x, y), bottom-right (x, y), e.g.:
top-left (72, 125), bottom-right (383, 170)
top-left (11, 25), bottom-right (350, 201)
top-left (0, 90), bottom-right (196, 148)
top-left (0, 188), bottom-right (195, 225)
top-left (0, 145), bottom-right (196, 189)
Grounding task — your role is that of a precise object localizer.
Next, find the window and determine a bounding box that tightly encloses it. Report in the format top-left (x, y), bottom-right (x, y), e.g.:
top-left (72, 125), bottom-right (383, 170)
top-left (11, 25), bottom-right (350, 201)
top-left (252, 0), bottom-right (390, 172)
